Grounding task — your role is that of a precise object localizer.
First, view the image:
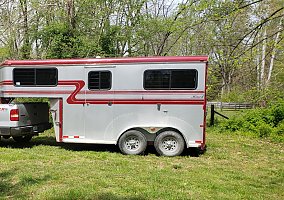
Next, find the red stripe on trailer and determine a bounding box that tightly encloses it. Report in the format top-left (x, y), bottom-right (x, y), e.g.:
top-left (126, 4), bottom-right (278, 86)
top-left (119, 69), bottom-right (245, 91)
top-left (1, 56), bottom-right (208, 66)
top-left (0, 81), bottom-right (13, 86)
top-left (62, 135), bottom-right (83, 139)
top-left (2, 90), bottom-right (72, 94)
top-left (1, 80), bottom-right (205, 105)
top-left (201, 62), bottom-right (209, 150)
top-left (59, 99), bottom-right (63, 142)
top-left (85, 90), bottom-right (205, 94)
top-left (112, 100), bottom-right (204, 105)
top-left (2, 90), bottom-right (205, 95)
top-left (59, 80), bottom-right (205, 105)
top-left (0, 80), bottom-right (205, 94)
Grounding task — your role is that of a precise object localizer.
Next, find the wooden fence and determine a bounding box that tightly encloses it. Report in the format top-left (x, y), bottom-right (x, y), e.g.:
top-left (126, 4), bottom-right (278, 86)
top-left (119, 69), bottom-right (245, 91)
top-left (207, 102), bottom-right (254, 110)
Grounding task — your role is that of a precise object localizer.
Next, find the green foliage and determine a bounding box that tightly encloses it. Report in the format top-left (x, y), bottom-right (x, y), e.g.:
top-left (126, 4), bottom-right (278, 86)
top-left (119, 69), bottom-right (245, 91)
top-left (0, 47), bottom-right (10, 61)
top-left (99, 25), bottom-right (119, 57)
top-left (39, 23), bottom-right (102, 59)
top-left (275, 120), bottom-right (284, 136)
top-left (14, 97), bottom-right (49, 103)
top-left (219, 103), bottom-right (284, 141)
top-left (39, 23), bottom-right (81, 58)
top-left (270, 102), bottom-right (284, 126)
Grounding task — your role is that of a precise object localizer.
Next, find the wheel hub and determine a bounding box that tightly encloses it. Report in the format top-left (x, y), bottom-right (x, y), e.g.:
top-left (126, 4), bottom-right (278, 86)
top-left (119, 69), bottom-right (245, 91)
top-left (125, 137), bottom-right (140, 150)
top-left (162, 137), bottom-right (177, 151)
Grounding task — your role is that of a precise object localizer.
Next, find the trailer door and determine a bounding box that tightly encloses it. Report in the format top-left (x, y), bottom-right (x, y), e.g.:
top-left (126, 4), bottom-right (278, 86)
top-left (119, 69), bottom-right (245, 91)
top-left (84, 67), bottom-right (114, 142)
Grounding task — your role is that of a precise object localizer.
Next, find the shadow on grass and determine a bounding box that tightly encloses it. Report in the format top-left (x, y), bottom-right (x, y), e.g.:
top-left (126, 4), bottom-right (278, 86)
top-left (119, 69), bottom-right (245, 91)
top-left (0, 136), bottom-right (120, 153)
top-left (0, 170), bottom-right (51, 199)
top-left (0, 136), bottom-right (204, 157)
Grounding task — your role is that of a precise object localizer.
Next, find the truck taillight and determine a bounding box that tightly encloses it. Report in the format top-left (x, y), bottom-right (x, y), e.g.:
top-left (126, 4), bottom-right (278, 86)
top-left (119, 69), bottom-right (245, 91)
top-left (10, 109), bottom-right (19, 121)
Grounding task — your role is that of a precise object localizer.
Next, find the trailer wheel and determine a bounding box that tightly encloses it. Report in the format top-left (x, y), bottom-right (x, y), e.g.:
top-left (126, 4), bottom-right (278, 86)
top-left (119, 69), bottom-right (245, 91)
top-left (13, 135), bottom-right (33, 143)
top-left (154, 131), bottom-right (185, 156)
top-left (118, 130), bottom-right (147, 155)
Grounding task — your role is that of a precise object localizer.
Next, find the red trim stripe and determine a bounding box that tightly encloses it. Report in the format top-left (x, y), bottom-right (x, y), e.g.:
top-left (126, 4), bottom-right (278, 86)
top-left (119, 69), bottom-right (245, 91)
top-left (1, 80), bottom-right (205, 94)
top-left (59, 99), bottom-right (63, 142)
top-left (86, 90), bottom-right (205, 94)
top-left (2, 91), bottom-right (71, 94)
top-left (62, 135), bottom-right (83, 139)
top-left (201, 62), bottom-right (208, 149)
top-left (0, 81), bottom-right (13, 86)
top-left (1, 80), bottom-right (205, 105)
top-left (2, 90), bottom-right (205, 95)
top-left (1, 56), bottom-right (208, 66)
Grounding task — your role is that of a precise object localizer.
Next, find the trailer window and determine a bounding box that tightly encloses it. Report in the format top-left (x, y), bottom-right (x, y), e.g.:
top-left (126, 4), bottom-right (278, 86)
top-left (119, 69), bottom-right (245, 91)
top-left (13, 68), bottom-right (57, 86)
top-left (144, 69), bottom-right (197, 90)
top-left (88, 71), bottom-right (111, 90)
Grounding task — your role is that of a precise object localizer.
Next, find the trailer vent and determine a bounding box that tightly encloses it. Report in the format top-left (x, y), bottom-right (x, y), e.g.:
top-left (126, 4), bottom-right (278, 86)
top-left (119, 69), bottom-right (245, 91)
top-left (88, 71), bottom-right (111, 90)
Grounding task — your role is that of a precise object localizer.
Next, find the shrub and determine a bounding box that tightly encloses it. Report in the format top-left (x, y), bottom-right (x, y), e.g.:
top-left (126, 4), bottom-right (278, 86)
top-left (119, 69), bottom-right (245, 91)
top-left (275, 120), bottom-right (284, 136)
top-left (271, 104), bottom-right (284, 126)
top-left (218, 103), bottom-right (284, 141)
top-left (256, 122), bottom-right (273, 138)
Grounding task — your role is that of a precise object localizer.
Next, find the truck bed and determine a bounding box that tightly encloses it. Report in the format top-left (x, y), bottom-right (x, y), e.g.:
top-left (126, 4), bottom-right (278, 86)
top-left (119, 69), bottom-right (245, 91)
top-left (0, 102), bottom-right (52, 137)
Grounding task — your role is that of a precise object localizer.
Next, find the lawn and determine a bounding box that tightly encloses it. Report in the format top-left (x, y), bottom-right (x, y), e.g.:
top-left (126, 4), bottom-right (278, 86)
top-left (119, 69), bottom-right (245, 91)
top-left (0, 128), bottom-right (283, 200)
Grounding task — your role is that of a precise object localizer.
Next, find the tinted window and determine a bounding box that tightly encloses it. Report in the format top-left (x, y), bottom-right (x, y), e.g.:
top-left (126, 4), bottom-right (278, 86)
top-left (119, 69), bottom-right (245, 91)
top-left (88, 71), bottom-right (111, 90)
top-left (144, 69), bottom-right (197, 90)
top-left (13, 68), bottom-right (57, 86)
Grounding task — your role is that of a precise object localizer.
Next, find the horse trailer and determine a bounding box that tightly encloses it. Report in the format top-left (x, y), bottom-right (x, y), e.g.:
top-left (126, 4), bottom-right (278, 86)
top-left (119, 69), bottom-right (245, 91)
top-left (0, 56), bottom-right (208, 156)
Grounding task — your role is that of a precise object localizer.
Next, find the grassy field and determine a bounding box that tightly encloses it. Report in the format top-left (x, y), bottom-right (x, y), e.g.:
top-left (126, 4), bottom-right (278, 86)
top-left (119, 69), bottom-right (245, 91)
top-left (0, 128), bottom-right (283, 200)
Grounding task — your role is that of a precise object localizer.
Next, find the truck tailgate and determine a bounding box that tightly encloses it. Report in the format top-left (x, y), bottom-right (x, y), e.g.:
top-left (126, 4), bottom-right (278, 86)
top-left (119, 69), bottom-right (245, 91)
top-left (16, 103), bottom-right (49, 126)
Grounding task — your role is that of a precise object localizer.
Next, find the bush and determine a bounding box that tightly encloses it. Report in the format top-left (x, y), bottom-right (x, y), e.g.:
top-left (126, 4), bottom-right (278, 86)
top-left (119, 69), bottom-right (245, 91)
top-left (271, 104), bottom-right (284, 126)
top-left (218, 103), bottom-right (284, 141)
top-left (275, 120), bottom-right (284, 136)
top-left (256, 122), bottom-right (273, 138)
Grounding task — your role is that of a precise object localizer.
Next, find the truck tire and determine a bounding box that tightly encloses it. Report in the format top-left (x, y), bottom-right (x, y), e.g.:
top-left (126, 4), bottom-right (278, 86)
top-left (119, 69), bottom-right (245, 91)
top-left (154, 131), bottom-right (185, 156)
top-left (2, 136), bottom-right (10, 140)
top-left (118, 130), bottom-right (147, 155)
top-left (13, 135), bottom-right (33, 143)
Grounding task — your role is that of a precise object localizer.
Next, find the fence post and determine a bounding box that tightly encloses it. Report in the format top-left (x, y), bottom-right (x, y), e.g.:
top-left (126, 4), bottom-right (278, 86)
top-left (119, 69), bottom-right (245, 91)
top-left (210, 104), bottom-right (215, 126)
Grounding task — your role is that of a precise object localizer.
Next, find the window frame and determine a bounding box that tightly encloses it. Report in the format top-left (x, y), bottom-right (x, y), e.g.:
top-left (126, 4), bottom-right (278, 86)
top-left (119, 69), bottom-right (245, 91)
top-left (13, 67), bottom-right (58, 87)
top-left (143, 69), bottom-right (198, 90)
top-left (88, 70), bottom-right (112, 91)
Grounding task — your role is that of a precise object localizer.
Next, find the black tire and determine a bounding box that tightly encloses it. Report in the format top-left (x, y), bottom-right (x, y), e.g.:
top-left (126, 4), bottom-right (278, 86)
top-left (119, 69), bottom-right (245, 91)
top-left (118, 130), bottom-right (147, 155)
top-left (13, 135), bottom-right (33, 143)
top-left (2, 136), bottom-right (10, 140)
top-left (154, 131), bottom-right (185, 156)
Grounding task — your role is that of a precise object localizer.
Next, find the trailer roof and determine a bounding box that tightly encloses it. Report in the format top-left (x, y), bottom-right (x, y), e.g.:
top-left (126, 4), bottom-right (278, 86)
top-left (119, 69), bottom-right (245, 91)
top-left (1, 56), bottom-right (208, 66)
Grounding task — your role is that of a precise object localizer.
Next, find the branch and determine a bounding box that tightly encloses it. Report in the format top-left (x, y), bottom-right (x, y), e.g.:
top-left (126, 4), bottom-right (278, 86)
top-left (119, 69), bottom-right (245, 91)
top-left (236, 27), bottom-right (284, 58)
top-left (237, 0), bottom-right (264, 10)
top-left (229, 7), bottom-right (284, 56)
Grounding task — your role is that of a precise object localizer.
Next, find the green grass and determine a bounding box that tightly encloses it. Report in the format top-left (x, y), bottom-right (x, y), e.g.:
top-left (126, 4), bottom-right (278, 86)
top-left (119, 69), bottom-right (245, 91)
top-left (0, 128), bottom-right (283, 200)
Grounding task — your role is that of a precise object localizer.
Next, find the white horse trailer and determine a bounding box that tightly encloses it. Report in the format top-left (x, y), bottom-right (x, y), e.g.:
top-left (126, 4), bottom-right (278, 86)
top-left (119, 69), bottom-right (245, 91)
top-left (0, 56), bottom-right (208, 156)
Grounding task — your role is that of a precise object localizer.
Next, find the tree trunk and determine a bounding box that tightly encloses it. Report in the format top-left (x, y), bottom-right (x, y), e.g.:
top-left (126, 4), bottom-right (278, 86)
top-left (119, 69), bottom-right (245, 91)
top-left (67, 0), bottom-right (76, 29)
top-left (20, 0), bottom-right (30, 59)
top-left (266, 16), bottom-right (283, 85)
top-left (260, 27), bottom-right (267, 89)
top-left (256, 34), bottom-right (261, 90)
